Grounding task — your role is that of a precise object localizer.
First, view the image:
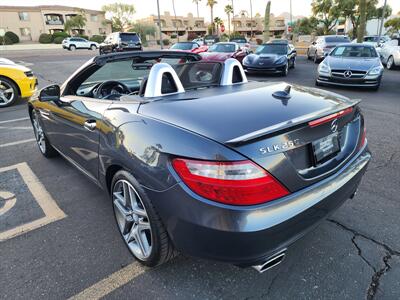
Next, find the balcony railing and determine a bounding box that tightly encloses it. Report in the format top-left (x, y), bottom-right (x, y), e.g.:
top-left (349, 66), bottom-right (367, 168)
top-left (45, 19), bottom-right (63, 25)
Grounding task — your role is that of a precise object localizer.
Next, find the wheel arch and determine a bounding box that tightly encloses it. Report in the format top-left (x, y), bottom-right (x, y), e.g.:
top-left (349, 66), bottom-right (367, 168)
top-left (0, 75), bottom-right (21, 96)
top-left (105, 164), bottom-right (124, 194)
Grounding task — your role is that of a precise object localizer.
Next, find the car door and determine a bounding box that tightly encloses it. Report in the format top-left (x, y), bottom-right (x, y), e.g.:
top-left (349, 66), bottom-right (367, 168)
top-left (41, 96), bottom-right (111, 180)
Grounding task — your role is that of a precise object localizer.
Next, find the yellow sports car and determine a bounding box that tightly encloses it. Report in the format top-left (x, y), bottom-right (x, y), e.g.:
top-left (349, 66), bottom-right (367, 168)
top-left (0, 58), bottom-right (38, 107)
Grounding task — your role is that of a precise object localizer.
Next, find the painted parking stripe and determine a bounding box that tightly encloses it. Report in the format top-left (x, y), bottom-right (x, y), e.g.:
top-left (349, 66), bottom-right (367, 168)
top-left (69, 262), bottom-right (146, 300)
top-left (0, 162), bottom-right (66, 241)
top-left (0, 117), bottom-right (29, 124)
top-left (0, 139), bottom-right (36, 148)
top-left (0, 126), bottom-right (32, 130)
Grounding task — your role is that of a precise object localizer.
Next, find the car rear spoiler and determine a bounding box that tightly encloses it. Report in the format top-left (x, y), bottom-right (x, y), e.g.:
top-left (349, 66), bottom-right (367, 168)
top-left (225, 99), bottom-right (362, 145)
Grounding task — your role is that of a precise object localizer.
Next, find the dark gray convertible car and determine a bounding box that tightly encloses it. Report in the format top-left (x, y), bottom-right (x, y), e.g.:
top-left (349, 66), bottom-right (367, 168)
top-left (29, 51), bottom-right (370, 272)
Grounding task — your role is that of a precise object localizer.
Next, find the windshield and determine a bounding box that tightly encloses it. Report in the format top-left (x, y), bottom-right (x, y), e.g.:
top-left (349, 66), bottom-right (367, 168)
top-left (120, 33), bottom-right (139, 43)
top-left (208, 43), bottom-right (236, 53)
top-left (325, 36), bottom-right (350, 43)
top-left (171, 43), bottom-right (195, 50)
top-left (331, 45), bottom-right (378, 58)
top-left (255, 44), bottom-right (288, 55)
top-left (230, 38), bottom-right (246, 43)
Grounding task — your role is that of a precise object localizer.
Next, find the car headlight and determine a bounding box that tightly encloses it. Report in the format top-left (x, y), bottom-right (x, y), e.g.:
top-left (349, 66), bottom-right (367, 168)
top-left (318, 62), bottom-right (330, 74)
top-left (275, 56), bottom-right (286, 64)
top-left (243, 56), bottom-right (252, 65)
top-left (368, 66), bottom-right (383, 75)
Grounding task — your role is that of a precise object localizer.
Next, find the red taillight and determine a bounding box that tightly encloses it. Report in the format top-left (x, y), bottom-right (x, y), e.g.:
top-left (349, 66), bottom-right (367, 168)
top-left (172, 158), bottom-right (289, 205)
top-left (308, 107), bottom-right (353, 128)
top-left (358, 126), bottom-right (367, 149)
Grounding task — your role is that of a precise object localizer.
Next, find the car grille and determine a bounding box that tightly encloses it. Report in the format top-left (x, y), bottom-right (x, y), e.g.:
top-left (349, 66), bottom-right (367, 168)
top-left (331, 69), bottom-right (366, 79)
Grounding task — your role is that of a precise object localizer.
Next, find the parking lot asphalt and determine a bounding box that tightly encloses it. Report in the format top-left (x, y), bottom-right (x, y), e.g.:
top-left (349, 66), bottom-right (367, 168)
top-left (0, 49), bottom-right (399, 299)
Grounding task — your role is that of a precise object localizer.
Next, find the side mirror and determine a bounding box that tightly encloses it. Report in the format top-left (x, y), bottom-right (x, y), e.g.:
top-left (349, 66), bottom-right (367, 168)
top-left (39, 85), bottom-right (60, 102)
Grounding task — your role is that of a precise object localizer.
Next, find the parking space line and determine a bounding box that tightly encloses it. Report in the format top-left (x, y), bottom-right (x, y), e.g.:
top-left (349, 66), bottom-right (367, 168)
top-left (0, 117), bottom-right (29, 124)
top-left (0, 162), bottom-right (66, 241)
top-left (0, 126), bottom-right (32, 130)
top-left (68, 262), bottom-right (146, 300)
top-left (0, 139), bottom-right (36, 148)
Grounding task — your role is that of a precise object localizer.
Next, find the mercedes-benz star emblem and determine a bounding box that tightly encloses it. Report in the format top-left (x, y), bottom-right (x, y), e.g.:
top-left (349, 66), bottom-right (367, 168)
top-left (344, 70), bottom-right (352, 78)
top-left (331, 119), bottom-right (338, 132)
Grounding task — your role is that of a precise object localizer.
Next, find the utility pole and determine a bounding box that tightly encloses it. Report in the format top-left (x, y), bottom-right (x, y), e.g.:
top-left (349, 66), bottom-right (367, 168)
top-left (378, 0), bottom-right (387, 42)
top-left (231, 0), bottom-right (235, 33)
top-left (156, 0), bottom-right (163, 49)
top-left (250, 0), bottom-right (253, 40)
top-left (289, 0), bottom-right (292, 40)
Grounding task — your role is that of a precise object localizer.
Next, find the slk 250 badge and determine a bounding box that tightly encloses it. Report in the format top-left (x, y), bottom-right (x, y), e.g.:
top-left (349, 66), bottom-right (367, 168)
top-left (259, 139), bottom-right (300, 154)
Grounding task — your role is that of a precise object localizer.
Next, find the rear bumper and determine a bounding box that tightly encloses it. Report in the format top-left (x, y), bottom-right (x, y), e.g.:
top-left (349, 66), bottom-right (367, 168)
top-left (148, 148), bottom-right (371, 266)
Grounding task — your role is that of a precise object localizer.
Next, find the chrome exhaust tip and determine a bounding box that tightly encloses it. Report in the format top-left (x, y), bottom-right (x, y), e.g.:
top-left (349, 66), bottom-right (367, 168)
top-left (252, 249), bottom-right (287, 273)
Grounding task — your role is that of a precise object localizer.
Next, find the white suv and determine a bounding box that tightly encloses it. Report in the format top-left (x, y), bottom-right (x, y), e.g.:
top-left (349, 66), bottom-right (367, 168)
top-left (62, 37), bottom-right (99, 51)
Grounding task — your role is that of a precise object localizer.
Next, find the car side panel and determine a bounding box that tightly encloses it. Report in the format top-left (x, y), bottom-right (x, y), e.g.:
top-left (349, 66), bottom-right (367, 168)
top-left (99, 104), bottom-right (246, 191)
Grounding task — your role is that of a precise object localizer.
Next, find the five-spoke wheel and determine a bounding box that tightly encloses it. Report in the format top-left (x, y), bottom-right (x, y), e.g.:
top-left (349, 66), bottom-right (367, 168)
top-left (0, 78), bottom-right (18, 107)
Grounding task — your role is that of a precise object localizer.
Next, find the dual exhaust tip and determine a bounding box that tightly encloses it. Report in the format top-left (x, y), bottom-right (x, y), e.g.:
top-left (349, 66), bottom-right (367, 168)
top-left (252, 249), bottom-right (287, 273)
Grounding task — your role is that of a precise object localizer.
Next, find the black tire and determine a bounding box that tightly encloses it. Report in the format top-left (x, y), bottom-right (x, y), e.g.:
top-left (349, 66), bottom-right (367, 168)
top-left (90, 44), bottom-right (97, 50)
top-left (69, 44), bottom-right (76, 51)
top-left (290, 57), bottom-right (296, 69)
top-left (386, 56), bottom-right (395, 70)
top-left (111, 170), bottom-right (177, 267)
top-left (0, 77), bottom-right (19, 108)
top-left (315, 80), bottom-right (321, 86)
top-left (313, 52), bottom-right (319, 64)
top-left (30, 109), bottom-right (58, 158)
top-left (281, 62), bottom-right (289, 76)
top-left (307, 49), bottom-right (311, 60)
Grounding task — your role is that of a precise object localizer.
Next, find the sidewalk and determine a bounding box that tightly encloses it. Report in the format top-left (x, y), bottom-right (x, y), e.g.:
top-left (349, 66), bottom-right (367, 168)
top-left (0, 43), bottom-right (61, 51)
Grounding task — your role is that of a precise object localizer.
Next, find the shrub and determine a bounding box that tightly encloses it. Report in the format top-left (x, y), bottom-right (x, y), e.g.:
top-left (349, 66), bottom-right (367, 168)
top-left (256, 38), bottom-right (263, 45)
top-left (89, 35), bottom-right (105, 43)
top-left (52, 31), bottom-right (69, 39)
top-left (0, 35), bottom-right (13, 45)
top-left (170, 33), bottom-right (177, 39)
top-left (39, 33), bottom-right (53, 43)
top-left (5, 31), bottom-right (19, 43)
top-left (53, 36), bottom-right (64, 44)
top-left (162, 39), bottom-right (170, 46)
top-left (77, 34), bottom-right (89, 40)
top-left (187, 32), bottom-right (198, 41)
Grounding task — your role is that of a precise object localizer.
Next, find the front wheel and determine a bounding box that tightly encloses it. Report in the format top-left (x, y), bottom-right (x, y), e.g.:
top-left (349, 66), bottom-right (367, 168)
top-left (0, 77), bottom-right (19, 108)
top-left (69, 45), bottom-right (76, 51)
top-left (111, 170), bottom-right (177, 267)
top-left (281, 63), bottom-right (289, 76)
top-left (90, 44), bottom-right (97, 50)
top-left (31, 109), bottom-right (58, 158)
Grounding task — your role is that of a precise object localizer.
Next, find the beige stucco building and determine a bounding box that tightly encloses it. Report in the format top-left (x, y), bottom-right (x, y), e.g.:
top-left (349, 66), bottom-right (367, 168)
top-left (232, 14), bottom-right (286, 38)
top-left (0, 5), bottom-right (111, 42)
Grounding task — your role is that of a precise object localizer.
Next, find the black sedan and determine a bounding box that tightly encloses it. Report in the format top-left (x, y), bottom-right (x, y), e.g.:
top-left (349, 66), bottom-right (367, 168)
top-left (28, 51), bottom-right (370, 272)
top-left (316, 44), bottom-right (384, 90)
top-left (242, 43), bottom-right (296, 76)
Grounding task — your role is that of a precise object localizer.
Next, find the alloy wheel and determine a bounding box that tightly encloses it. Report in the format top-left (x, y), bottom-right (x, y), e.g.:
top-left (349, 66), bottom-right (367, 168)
top-left (32, 110), bottom-right (46, 153)
top-left (0, 80), bottom-right (15, 107)
top-left (113, 179), bottom-right (152, 260)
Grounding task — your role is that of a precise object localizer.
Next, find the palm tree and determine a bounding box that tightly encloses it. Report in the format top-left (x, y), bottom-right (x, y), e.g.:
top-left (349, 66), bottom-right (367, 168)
top-left (214, 17), bottom-right (223, 34)
top-left (357, 0), bottom-right (367, 43)
top-left (193, 0), bottom-right (201, 18)
top-left (172, 0), bottom-right (179, 42)
top-left (225, 4), bottom-right (233, 35)
top-left (207, 0), bottom-right (217, 34)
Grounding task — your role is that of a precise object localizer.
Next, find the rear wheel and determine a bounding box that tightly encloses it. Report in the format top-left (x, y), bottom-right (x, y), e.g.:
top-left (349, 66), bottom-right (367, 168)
top-left (69, 44), bottom-right (76, 51)
top-left (0, 77), bottom-right (18, 108)
top-left (111, 170), bottom-right (177, 267)
top-left (386, 56), bottom-right (395, 70)
top-left (313, 51), bottom-right (319, 63)
top-left (31, 109), bottom-right (58, 157)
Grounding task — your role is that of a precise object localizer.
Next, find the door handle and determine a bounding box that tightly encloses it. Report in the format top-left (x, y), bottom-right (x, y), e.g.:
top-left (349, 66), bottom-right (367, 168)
top-left (84, 120), bottom-right (96, 131)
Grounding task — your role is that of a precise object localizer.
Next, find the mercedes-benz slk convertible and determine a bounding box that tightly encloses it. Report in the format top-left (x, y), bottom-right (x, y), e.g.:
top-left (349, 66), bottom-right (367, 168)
top-left (28, 51), bottom-right (370, 272)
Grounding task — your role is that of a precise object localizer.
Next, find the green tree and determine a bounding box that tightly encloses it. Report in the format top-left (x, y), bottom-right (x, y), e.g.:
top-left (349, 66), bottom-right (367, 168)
top-left (263, 1), bottom-right (271, 41)
top-left (358, 0), bottom-right (367, 42)
top-left (311, 0), bottom-right (340, 34)
top-left (336, 0), bottom-right (392, 39)
top-left (102, 2), bottom-right (136, 32)
top-left (214, 17), bottom-right (223, 34)
top-left (193, 0), bottom-right (202, 18)
top-left (207, 0), bottom-right (218, 34)
top-left (129, 23), bottom-right (156, 46)
top-left (292, 17), bottom-right (319, 35)
top-left (384, 17), bottom-right (400, 35)
top-left (64, 14), bottom-right (87, 35)
top-left (225, 4), bottom-right (233, 35)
